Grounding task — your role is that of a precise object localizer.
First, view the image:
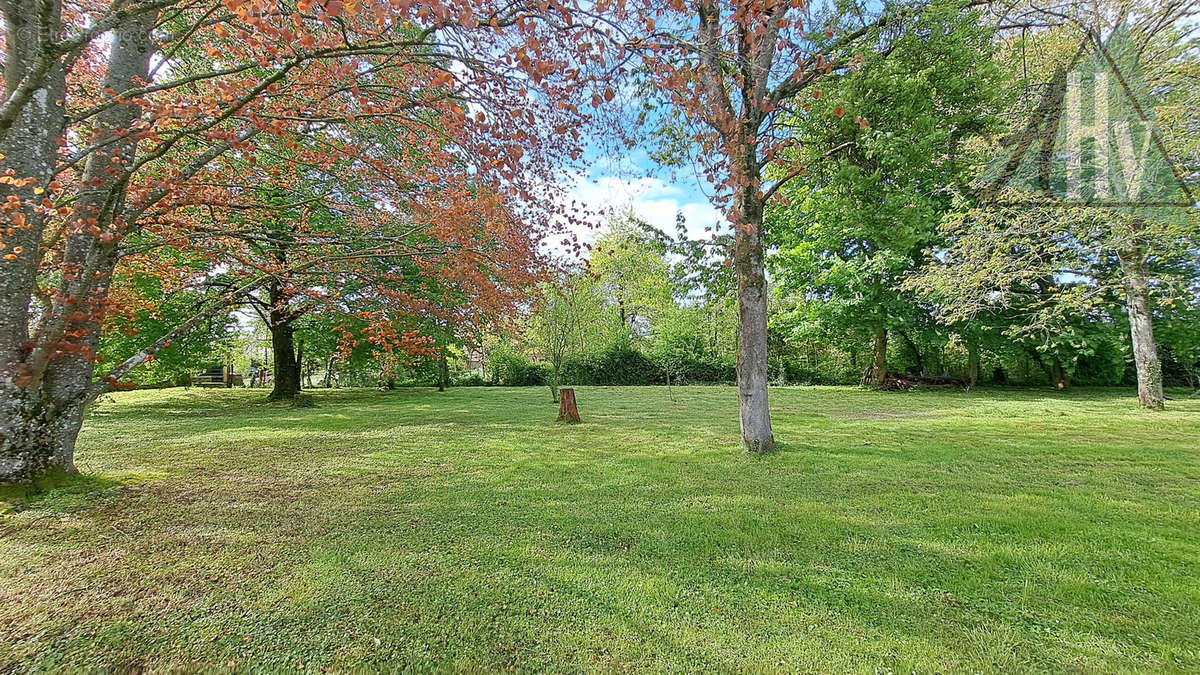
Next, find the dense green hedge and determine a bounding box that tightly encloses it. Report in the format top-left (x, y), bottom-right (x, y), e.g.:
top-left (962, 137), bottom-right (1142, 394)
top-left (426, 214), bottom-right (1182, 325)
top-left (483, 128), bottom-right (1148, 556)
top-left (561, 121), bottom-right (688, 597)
top-left (463, 342), bottom-right (1190, 389)
top-left (487, 350), bottom-right (551, 386)
top-left (474, 344), bottom-right (736, 387)
top-left (561, 345), bottom-right (663, 385)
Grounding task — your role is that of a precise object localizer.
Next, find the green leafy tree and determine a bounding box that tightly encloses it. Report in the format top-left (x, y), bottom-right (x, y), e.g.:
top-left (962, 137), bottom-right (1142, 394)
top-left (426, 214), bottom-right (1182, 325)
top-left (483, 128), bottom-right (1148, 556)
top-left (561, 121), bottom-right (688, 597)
top-left (586, 215), bottom-right (674, 344)
top-left (529, 275), bottom-right (601, 402)
top-left (769, 7), bottom-right (1002, 387)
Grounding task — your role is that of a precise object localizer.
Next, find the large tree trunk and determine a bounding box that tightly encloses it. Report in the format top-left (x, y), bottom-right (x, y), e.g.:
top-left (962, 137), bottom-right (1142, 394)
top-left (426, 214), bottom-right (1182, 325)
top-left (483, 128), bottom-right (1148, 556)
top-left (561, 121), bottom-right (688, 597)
top-left (0, 0), bottom-right (65, 364)
top-left (732, 185), bottom-right (775, 454)
top-left (1, 7), bottom-right (155, 484)
top-left (0, 396), bottom-right (87, 484)
top-left (1118, 248), bottom-right (1164, 409)
top-left (268, 321), bottom-right (301, 401)
top-left (0, 0), bottom-right (69, 484)
top-left (966, 337), bottom-right (980, 388)
top-left (863, 319), bottom-right (888, 388)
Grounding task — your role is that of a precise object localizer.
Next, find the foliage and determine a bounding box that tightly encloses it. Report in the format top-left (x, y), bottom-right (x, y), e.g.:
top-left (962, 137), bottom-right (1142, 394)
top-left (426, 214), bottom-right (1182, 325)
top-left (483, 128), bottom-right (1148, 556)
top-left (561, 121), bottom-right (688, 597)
top-left (98, 257), bottom-right (236, 386)
top-left (560, 339), bottom-right (665, 386)
top-left (768, 6), bottom-right (1003, 384)
top-left (585, 217), bottom-right (674, 342)
top-left (1, 0), bottom-right (628, 480)
top-left (648, 305), bottom-right (737, 384)
top-left (486, 348), bottom-right (550, 387)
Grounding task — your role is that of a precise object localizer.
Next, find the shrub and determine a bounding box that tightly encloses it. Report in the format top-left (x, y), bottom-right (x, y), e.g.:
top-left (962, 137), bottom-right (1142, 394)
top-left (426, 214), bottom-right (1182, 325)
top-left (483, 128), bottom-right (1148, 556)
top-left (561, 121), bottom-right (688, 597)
top-left (487, 350), bottom-right (549, 386)
top-left (455, 373), bottom-right (488, 387)
top-left (561, 343), bottom-right (665, 385)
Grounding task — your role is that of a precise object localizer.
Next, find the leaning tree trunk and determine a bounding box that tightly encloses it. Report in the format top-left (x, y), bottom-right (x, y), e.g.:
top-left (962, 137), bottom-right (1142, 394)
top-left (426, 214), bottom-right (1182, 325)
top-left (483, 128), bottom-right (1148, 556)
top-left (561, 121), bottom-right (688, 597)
top-left (1118, 248), bottom-right (1164, 409)
top-left (731, 183), bottom-right (775, 454)
top-left (268, 321), bottom-right (301, 401)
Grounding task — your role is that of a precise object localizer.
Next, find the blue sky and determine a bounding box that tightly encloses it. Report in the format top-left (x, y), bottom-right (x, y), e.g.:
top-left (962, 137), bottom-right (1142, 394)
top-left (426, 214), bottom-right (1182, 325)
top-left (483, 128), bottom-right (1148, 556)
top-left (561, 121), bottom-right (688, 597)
top-left (557, 146), bottom-right (726, 251)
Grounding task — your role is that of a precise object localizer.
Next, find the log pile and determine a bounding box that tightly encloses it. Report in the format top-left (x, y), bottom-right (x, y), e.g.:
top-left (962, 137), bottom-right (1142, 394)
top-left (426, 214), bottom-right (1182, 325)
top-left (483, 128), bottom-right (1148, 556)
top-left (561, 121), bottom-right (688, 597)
top-left (878, 375), bottom-right (969, 391)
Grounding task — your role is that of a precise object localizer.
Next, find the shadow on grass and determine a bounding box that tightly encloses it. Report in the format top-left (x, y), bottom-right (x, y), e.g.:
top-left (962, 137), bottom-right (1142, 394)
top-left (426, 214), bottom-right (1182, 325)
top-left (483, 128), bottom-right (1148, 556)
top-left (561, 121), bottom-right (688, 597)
top-left (12, 452), bottom-right (1189, 670)
top-left (1, 472), bottom-right (123, 518)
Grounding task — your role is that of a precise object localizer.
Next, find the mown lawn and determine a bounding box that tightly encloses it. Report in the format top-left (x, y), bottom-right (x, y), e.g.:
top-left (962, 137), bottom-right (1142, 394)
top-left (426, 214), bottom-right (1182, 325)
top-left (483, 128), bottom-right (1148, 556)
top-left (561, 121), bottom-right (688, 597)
top-left (1, 385), bottom-right (1198, 672)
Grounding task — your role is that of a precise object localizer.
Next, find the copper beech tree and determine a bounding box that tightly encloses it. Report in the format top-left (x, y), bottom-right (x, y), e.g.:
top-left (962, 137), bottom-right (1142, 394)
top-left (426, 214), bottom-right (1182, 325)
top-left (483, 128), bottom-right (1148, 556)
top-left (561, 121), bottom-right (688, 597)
top-left (599, 0), bottom-right (903, 452)
top-left (0, 0), bottom-right (615, 483)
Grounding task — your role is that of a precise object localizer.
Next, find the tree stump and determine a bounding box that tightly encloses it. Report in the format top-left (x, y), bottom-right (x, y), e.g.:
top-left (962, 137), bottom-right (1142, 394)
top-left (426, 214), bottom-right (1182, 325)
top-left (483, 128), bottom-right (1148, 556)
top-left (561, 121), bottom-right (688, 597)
top-left (557, 388), bottom-right (580, 423)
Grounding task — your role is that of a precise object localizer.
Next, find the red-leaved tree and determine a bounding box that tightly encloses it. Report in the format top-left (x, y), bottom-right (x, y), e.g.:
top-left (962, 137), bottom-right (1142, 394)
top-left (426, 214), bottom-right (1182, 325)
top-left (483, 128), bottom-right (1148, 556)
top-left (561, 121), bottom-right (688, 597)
top-left (588, 0), bottom-right (898, 452)
top-left (0, 0), bottom-right (613, 483)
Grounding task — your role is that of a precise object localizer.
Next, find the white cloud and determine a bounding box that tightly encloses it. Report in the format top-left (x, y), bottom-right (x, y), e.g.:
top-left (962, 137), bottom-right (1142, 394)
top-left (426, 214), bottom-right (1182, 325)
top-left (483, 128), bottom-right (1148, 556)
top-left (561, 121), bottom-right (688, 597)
top-left (563, 174), bottom-right (725, 248)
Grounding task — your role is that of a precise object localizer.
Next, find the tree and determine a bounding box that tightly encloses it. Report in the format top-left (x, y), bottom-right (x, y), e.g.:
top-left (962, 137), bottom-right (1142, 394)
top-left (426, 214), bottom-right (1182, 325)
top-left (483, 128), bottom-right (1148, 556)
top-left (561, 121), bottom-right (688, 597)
top-left (909, 20), bottom-right (1197, 408)
top-left (943, 4), bottom-right (1197, 408)
top-left (768, 5), bottom-right (1001, 388)
top-left (529, 278), bottom-right (588, 402)
top-left (586, 217), bottom-right (673, 342)
top-left (0, 0), bottom-right (612, 483)
top-left (611, 0), bottom-right (943, 451)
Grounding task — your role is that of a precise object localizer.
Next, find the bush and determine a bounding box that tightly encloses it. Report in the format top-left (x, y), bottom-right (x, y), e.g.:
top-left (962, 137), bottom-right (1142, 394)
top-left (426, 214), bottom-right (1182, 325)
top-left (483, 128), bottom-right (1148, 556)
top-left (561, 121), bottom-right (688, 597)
top-left (488, 350), bottom-right (549, 386)
top-left (455, 373), bottom-right (488, 387)
top-left (561, 344), bottom-right (665, 385)
top-left (656, 353), bottom-right (735, 384)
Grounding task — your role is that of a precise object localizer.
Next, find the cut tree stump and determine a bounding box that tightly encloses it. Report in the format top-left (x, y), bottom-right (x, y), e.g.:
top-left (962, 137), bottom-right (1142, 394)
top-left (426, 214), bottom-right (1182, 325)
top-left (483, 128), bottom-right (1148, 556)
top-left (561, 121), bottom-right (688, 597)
top-left (557, 388), bottom-right (580, 423)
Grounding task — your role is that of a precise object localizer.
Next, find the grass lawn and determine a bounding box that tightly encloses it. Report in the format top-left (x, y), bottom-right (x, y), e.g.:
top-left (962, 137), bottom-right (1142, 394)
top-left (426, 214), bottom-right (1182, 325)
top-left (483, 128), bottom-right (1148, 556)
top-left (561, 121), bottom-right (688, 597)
top-left (1, 385), bottom-right (1198, 672)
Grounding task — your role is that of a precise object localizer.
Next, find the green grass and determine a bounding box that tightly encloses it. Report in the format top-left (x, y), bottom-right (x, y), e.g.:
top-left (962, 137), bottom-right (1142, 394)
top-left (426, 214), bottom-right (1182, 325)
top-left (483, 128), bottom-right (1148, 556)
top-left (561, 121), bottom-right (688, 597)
top-left (1, 385), bottom-right (1198, 672)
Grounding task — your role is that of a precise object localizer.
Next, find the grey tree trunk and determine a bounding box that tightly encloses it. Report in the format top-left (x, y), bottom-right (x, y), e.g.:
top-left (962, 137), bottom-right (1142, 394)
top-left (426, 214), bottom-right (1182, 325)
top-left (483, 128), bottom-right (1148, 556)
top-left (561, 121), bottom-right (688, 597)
top-left (1, 6), bottom-right (154, 483)
top-left (732, 184), bottom-right (775, 454)
top-left (0, 0), bottom-right (65, 361)
top-left (0, 396), bottom-right (87, 484)
top-left (0, 0), bottom-right (68, 484)
top-left (1118, 249), bottom-right (1164, 409)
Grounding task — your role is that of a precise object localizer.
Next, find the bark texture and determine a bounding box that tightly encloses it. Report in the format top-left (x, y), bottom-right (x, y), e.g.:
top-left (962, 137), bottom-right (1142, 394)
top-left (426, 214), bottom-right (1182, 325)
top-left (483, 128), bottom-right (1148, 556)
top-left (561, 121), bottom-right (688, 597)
top-left (1, 6), bottom-right (154, 483)
top-left (268, 319), bottom-right (301, 401)
top-left (1118, 248), bottom-right (1164, 409)
top-left (556, 388), bottom-right (580, 423)
top-left (731, 184), bottom-right (775, 453)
